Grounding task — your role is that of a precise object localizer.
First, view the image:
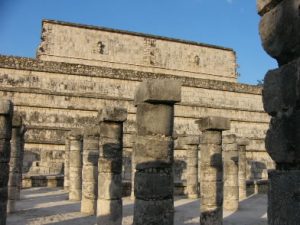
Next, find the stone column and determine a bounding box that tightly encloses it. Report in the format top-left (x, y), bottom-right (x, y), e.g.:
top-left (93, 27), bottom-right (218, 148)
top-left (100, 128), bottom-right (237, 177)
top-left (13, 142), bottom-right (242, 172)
top-left (16, 125), bottom-right (26, 201)
top-left (64, 132), bottom-right (70, 191)
top-left (258, 0), bottom-right (300, 224)
top-left (7, 113), bottom-right (22, 213)
top-left (182, 136), bottom-right (200, 199)
top-left (196, 117), bottom-right (230, 225)
top-left (97, 107), bottom-right (127, 225)
top-left (222, 134), bottom-right (239, 212)
top-left (133, 79), bottom-right (181, 225)
top-left (69, 129), bottom-right (83, 201)
top-left (81, 127), bottom-right (99, 215)
top-left (237, 138), bottom-right (249, 201)
top-left (0, 100), bottom-right (13, 225)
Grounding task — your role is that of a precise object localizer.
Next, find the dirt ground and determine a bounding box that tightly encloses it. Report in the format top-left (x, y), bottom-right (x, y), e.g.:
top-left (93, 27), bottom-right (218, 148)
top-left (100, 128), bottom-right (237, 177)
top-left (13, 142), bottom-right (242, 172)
top-left (7, 188), bottom-right (267, 225)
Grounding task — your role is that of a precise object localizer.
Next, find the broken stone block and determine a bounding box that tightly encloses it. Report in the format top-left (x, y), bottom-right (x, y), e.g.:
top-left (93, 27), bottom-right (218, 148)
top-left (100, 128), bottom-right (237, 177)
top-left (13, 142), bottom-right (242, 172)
top-left (134, 79), bottom-right (181, 105)
top-left (259, 0), bottom-right (300, 65)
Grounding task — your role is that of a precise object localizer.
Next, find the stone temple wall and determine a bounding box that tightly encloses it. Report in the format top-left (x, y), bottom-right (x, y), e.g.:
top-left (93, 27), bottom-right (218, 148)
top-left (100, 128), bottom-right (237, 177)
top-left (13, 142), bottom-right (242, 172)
top-left (0, 20), bottom-right (274, 187)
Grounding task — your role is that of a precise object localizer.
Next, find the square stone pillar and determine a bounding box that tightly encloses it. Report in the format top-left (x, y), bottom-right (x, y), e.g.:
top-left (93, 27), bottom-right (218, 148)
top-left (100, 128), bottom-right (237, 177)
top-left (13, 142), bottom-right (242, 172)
top-left (222, 134), bottom-right (238, 212)
top-left (16, 124), bottom-right (26, 201)
top-left (7, 113), bottom-right (23, 213)
top-left (96, 107), bottom-right (127, 225)
top-left (237, 138), bottom-right (249, 201)
top-left (196, 116), bottom-right (230, 225)
top-left (64, 132), bottom-right (70, 191)
top-left (0, 100), bottom-right (13, 225)
top-left (133, 79), bottom-right (181, 225)
top-left (81, 127), bottom-right (99, 215)
top-left (68, 129), bottom-right (83, 201)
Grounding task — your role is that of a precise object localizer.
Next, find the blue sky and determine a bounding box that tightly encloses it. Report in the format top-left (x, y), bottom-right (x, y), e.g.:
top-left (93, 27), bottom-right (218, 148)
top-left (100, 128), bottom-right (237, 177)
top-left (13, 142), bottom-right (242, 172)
top-left (0, 0), bottom-right (277, 84)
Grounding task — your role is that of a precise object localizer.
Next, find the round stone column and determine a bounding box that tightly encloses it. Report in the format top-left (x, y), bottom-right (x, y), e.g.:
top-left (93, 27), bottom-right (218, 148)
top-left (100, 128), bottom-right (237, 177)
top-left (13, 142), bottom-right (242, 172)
top-left (0, 100), bottom-right (13, 225)
top-left (16, 124), bottom-right (26, 201)
top-left (133, 79), bottom-right (181, 225)
top-left (69, 129), bottom-right (83, 201)
top-left (237, 138), bottom-right (249, 201)
top-left (7, 113), bottom-right (22, 213)
top-left (223, 134), bottom-right (239, 212)
top-left (81, 127), bottom-right (99, 215)
top-left (196, 116), bottom-right (230, 225)
top-left (96, 107), bottom-right (127, 225)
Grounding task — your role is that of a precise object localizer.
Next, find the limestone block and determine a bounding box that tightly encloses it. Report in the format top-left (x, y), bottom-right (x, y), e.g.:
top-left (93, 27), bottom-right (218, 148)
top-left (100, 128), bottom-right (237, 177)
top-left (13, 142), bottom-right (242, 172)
top-left (83, 139), bottom-right (99, 151)
top-left (222, 134), bottom-right (236, 144)
top-left (98, 157), bottom-right (122, 174)
top-left (133, 198), bottom-right (174, 225)
top-left (98, 173), bottom-right (122, 200)
top-left (99, 123), bottom-right (123, 140)
top-left (263, 64), bottom-right (300, 115)
top-left (133, 135), bottom-right (173, 168)
top-left (268, 170), bottom-right (300, 225)
top-left (200, 131), bottom-right (222, 144)
top-left (81, 198), bottom-right (96, 215)
top-left (257, 0), bottom-right (283, 16)
top-left (134, 171), bottom-right (173, 200)
top-left (69, 188), bottom-right (82, 201)
top-left (237, 137), bottom-right (249, 146)
top-left (98, 107), bottom-right (127, 122)
top-left (97, 199), bottom-right (122, 225)
top-left (265, 115), bottom-right (297, 163)
top-left (201, 182), bottom-right (223, 205)
top-left (259, 0), bottom-right (300, 64)
top-left (12, 113), bottom-right (22, 128)
top-left (82, 181), bottom-right (97, 199)
top-left (134, 79), bottom-right (181, 105)
top-left (0, 100), bottom-right (13, 116)
top-left (222, 143), bottom-right (238, 153)
top-left (82, 151), bottom-right (99, 166)
top-left (175, 135), bottom-right (199, 149)
top-left (82, 165), bottom-right (97, 181)
top-left (136, 103), bottom-right (174, 136)
top-left (99, 142), bottom-right (122, 159)
top-left (200, 164), bottom-right (223, 182)
top-left (196, 116), bottom-right (230, 131)
top-left (199, 144), bottom-right (222, 166)
top-left (69, 151), bottom-right (81, 165)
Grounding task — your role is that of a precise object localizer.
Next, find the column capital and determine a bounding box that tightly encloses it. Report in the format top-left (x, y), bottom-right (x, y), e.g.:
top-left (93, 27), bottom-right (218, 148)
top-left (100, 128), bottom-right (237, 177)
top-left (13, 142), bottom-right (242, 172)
top-left (196, 116), bottom-right (230, 131)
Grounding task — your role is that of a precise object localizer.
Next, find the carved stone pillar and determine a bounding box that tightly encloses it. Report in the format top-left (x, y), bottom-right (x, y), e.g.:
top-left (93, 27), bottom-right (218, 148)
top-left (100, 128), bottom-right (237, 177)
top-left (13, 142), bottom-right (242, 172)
top-left (223, 134), bottom-right (238, 212)
top-left (196, 117), bottom-right (230, 225)
top-left (0, 100), bottom-right (13, 225)
top-left (133, 79), bottom-right (181, 225)
top-left (96, 107), bottom-right (127, 225)
top-left (81, 127), bottom-right (99, 215)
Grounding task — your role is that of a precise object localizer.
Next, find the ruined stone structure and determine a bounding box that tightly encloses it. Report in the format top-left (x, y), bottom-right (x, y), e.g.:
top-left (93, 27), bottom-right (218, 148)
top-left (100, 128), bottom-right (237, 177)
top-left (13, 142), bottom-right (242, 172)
top-left (133, 79), bottom-right (181, 225)
top-left (0, 100), bottom-right (13, 225)
top-left (7, 113), bottom-right (23, 213)
top-left (97, 107), bottom-right (127, 225)
top-left (64, 132), bottom-right (70, 191)
top-left (81, 127), bottom-right (99, 215)
top-left (197, 117), bottom-right (230, 225)
top-left (68, 129), bottom-right (83, 201)
top-left (258, 0), bottom-right (300, 224)
top-left (0, 19), bottom-right (273, 192)
top-left (223, 134), bottom-right (239, 212)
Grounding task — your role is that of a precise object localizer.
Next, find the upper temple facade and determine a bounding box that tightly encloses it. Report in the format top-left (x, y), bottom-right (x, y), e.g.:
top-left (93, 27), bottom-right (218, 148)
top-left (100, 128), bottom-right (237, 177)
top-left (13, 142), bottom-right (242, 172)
top-left (37, 20), bottom-right (237, 82)
top-left (0, 19), bottom-right (272, 190)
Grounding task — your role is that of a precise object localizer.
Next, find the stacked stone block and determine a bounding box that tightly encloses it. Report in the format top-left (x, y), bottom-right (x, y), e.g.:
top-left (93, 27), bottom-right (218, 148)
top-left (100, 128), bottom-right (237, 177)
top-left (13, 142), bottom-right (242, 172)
top-left (133, 79), bottom-right (181, 225)
top-left (16, 124), bottom-right (26, 201)
top-left (68, 129), bottom-right (83, 201)
top-left (257, 0), bottom-right (300, 224)
top-left (7, 113), bottom-right (23, 213)
top-left (64, 133), bottom-right (70, 191)
top-left (81, 127), bottom-right (99, 215)
top-left (196, 117), bottom-right (230, 225)
top-left (97, 107), bottom-right (127, 225)
top-left (0, 100), bottom-right (13, 225)
top-left (222, 134), bottom-right (239, 212)
top-left (237, 138), bottom-right (249, 200)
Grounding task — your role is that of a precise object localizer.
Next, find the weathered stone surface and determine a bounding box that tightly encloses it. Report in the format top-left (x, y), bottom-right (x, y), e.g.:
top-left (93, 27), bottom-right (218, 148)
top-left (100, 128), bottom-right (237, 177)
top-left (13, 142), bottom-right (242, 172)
top-left (237, 137), bottom-right (249, 146)
top-left (268, 170), bottom-right (300, 225)
top-left (136, 103), bottom-right (174, 136)
top-left (98, 173), bottom-right (122, 200)
top-left (259, 0), bottom-right (300, 64)
top-left (133, 199), bottom-right (174, 225)
top-left (81, 197), bottom-right (97, 215)
top-left (199, 144), bottom-right (222, 166)
top-left (64, 135), bottom-right (70, 191)
top-left (134, 79), bottom-right (181, 105)
top-left (98, 157), bottom-right (122, 174)
top-left (257, 0), bottom-right (283, 16)
top-left (238, 140), bottom-right (248, 200)
top-left (97, 199), bottom-right (122, 225)
top-left (98, 107), bottom-right (127, 122)
top-left (0, 100), bottom-right (13, 115)
top-left (99, 123), bottom-right (123, 140)
top-left (200, 208), bottom-right (223, 225)
top-left (133, 135), bottom-right (173, 168)
top-left (200, 131), bottom-right (222, 144)
top-left (99, 142), bottom-right (122, 159)
top-left (196, 116), bottom-right (230, 131)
